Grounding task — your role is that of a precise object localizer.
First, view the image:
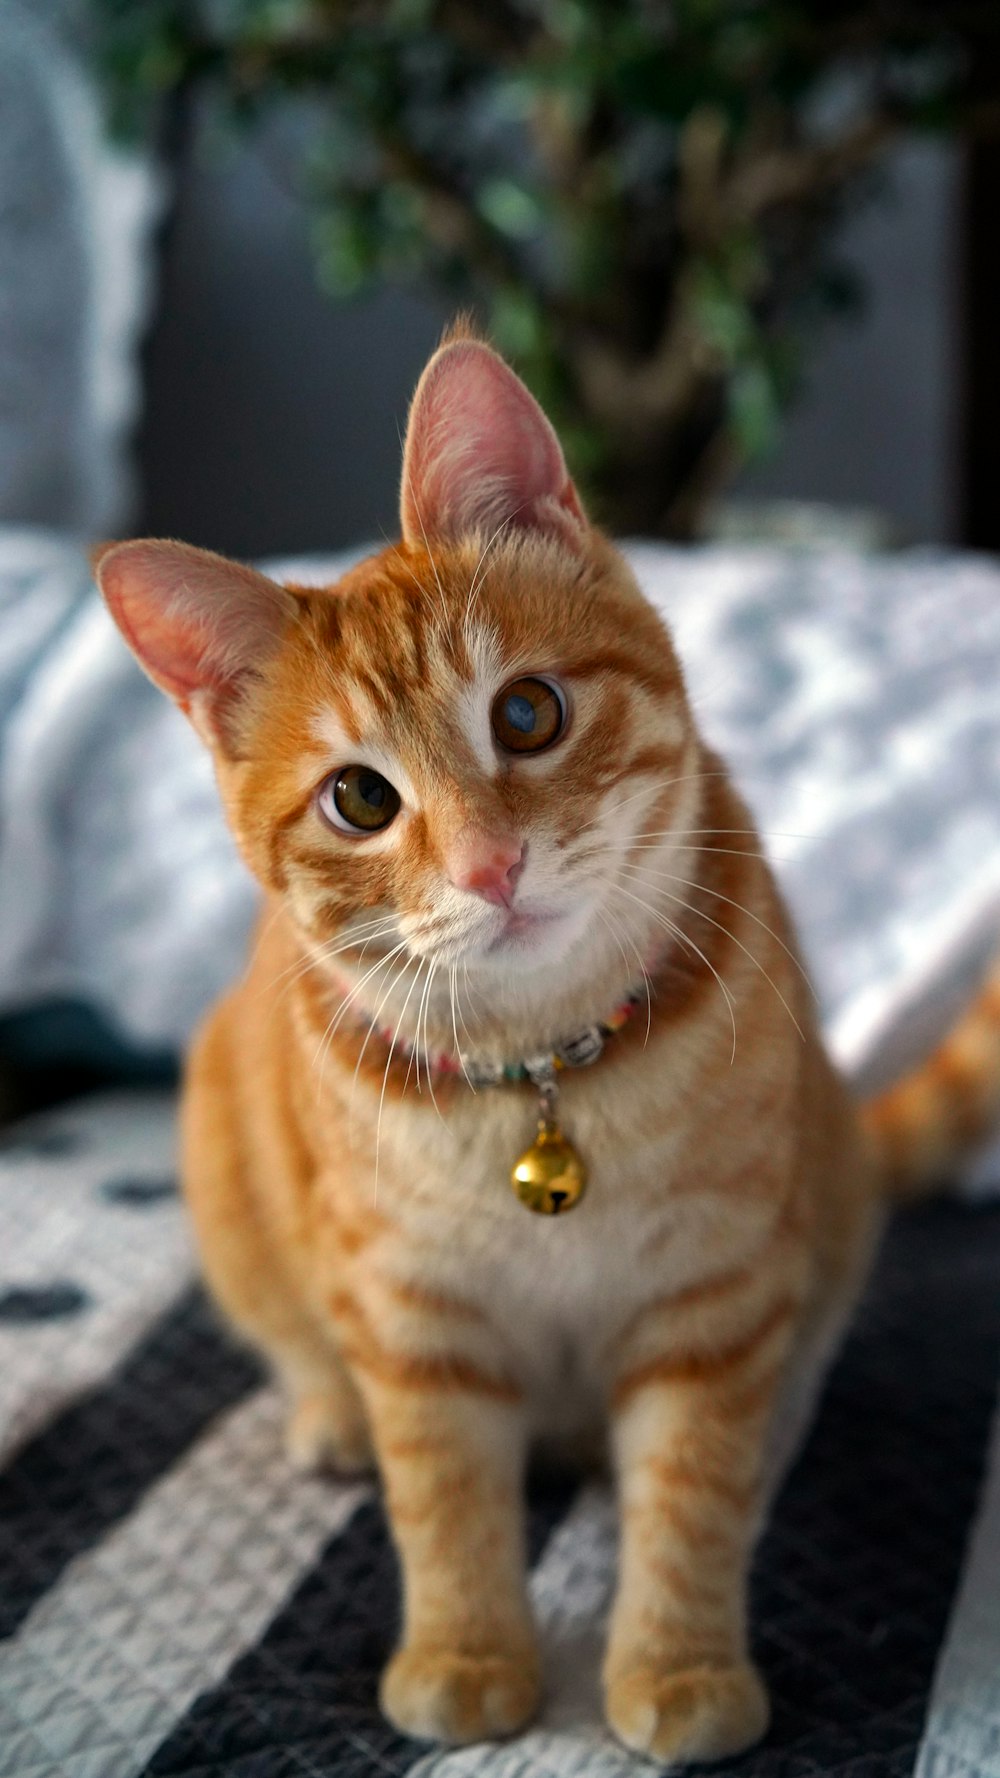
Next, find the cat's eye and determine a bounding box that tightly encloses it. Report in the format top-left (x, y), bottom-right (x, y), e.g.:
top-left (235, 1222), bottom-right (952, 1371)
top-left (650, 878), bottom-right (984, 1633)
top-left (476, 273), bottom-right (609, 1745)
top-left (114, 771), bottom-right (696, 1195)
top-left (318, 766), bottom-right (400, 835)
top-left (491, 677), bottom-right (566, 755)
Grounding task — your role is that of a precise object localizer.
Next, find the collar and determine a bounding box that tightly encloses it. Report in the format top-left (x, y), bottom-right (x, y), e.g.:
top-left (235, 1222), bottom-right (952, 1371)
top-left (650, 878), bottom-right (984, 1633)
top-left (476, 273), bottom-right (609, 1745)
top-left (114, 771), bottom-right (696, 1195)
top-left (329, 960), bottom-right (657, 1217)
top-left (343, 973), bottom-right (651, 1089)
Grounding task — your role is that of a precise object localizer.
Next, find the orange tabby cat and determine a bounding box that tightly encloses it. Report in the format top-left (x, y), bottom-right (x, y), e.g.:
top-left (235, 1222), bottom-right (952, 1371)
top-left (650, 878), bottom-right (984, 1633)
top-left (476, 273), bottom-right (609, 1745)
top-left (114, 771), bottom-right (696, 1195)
top-left (95, 329), bottom-right (1000, 1764)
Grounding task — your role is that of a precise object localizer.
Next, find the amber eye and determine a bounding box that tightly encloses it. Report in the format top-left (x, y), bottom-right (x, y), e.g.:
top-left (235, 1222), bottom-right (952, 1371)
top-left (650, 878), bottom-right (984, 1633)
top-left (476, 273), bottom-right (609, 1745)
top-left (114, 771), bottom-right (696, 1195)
top-left (491, 677), bottom-right (566, 754)
top-left (318, 766), bottom-right (400, 835)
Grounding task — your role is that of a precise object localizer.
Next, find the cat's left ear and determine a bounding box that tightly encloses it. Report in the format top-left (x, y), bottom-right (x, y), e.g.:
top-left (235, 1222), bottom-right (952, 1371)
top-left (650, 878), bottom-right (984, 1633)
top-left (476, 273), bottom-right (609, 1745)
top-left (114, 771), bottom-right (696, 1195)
top-left (400, 335), bottom-right (587, 551)
top-left (95, 538), bottom-right (298, 754)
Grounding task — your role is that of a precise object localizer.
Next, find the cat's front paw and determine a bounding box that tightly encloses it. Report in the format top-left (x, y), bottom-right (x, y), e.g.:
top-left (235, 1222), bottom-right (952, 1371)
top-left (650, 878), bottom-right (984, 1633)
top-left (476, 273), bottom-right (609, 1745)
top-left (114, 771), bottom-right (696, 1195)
top-left (285, 1392), bottom-right (374, 1476)
top-left (605, 1660), bottom-right (768, 1764)
top-left (380, 1642), bottom-right (541, 1743)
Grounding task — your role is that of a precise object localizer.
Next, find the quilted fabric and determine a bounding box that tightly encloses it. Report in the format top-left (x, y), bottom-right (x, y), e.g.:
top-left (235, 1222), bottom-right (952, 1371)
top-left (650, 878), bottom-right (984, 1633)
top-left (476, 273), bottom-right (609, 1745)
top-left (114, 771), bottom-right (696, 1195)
top-left (1, 1094), bottom-right (1000, 1777)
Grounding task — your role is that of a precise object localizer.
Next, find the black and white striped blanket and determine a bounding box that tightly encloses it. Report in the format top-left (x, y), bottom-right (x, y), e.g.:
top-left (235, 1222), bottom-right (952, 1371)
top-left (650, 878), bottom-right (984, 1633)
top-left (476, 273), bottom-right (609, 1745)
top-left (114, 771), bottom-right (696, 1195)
top-left (1, 1091), bottom-right (999, 1778)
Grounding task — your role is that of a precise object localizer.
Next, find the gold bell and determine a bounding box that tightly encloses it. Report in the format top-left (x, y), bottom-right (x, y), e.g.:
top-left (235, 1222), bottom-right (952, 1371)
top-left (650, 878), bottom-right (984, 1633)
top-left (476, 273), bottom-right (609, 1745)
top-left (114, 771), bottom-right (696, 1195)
top-left (511, 1124), bottom-right (587, 1215)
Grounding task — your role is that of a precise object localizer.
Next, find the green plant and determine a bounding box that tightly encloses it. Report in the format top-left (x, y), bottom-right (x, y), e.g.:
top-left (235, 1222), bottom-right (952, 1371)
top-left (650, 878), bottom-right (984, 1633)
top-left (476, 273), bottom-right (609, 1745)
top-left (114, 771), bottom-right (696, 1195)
top-left (87, 1), bottom-right (1000, 535)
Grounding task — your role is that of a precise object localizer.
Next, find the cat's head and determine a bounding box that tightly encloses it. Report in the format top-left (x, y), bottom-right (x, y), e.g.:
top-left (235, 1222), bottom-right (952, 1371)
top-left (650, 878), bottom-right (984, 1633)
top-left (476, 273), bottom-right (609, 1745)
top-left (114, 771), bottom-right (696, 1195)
top-left (96, 329), bottom-right (701, 1041)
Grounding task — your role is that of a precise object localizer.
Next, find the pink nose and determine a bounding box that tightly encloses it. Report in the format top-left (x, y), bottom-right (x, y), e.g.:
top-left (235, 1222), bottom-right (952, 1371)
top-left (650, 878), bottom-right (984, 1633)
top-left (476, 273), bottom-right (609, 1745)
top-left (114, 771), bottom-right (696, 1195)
top-left (449, 839), bottom-right (524, 908)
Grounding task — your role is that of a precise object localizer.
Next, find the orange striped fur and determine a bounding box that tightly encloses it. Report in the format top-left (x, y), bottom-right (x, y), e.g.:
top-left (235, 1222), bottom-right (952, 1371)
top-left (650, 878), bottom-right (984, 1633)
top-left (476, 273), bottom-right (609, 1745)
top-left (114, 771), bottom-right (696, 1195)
top-left (862, 958), bottom-right (1000, 1191)
top-left (95, 329), bottom-right (1000, 1765)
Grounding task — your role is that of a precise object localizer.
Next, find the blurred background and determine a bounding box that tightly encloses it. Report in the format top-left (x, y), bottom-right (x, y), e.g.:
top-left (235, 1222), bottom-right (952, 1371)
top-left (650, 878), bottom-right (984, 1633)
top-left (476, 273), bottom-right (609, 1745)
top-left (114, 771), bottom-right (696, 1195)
top-left (143, 121), bottom-right (961, 558)
top-left (8, 0), bottom-right (1000, 560)
top-left (1, 0), bottom-right (1000, 1117)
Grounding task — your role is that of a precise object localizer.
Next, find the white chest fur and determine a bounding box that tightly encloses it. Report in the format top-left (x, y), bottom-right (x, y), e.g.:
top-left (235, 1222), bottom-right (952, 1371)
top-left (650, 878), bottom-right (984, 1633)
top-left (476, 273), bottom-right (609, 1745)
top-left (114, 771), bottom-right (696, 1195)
top-left (334, 1051), bottom-right (782, 1440)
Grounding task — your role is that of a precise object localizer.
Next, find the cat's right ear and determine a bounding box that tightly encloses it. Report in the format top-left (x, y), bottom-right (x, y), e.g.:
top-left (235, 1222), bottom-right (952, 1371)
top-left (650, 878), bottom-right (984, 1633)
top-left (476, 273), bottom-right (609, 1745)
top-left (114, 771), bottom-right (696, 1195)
top-left (400, 335), bottom-right (587, 551)
top-left (95, 539), bottom-right (297, 753)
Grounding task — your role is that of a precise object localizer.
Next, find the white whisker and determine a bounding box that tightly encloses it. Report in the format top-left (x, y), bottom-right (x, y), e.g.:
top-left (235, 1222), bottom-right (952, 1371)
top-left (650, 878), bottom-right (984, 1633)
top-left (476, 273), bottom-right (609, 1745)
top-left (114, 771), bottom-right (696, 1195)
top-left (402, 959), bottom-right (428, 1098)
top-left (412, 955), bottom-right (437, 1100)
top-left (464, 505), bottom-right (528, 630)
top-left (349, 945), bottom-right (414, 1116)
top-left (239, 901), bottom-right (287, 987)
top-left (609, 880), bottom-right (738, 1064)
top-left (589, 828), bottom-right (806, 845)
top-left (618, 862), bottom-right (816, 1001)
top-left (618, 866), bottom-right (805, 1041)
top-left (384, 529), bottom-right (442, 612)
top-left (603, 767), bottom-right (811, 831)
top-left (259, 914), bottom-right (399, 1002)
top-left (313, 939), bottom-right (410, 1100)
top-left (461, 958), bottom-right (482, 1020)
top-left (449, 964), bottom-right (476, 1091)
top-left (419, 960), bottom-right (448, 1124)
top-left (375, 954), bottom-right (426, 1206)
top-left (594, 903), bottom-right (653, 1046)
top-left (607, 767), bottom-right (730, 821)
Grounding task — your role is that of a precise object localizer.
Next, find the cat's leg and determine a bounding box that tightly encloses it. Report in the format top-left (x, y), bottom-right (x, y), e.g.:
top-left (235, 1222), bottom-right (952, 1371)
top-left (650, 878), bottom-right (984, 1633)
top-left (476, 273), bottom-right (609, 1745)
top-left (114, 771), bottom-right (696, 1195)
top-left (357, 1369), bottom-right (539, 1742)
top-left (278, 1344), bottom-right (373, 1475)
top-left (603, 1305), bottom-right (796, 1764)
top-left (182, 1005), bottom-right (373, 1474)
top-left (192, 1183), bottom-right (374, 1474)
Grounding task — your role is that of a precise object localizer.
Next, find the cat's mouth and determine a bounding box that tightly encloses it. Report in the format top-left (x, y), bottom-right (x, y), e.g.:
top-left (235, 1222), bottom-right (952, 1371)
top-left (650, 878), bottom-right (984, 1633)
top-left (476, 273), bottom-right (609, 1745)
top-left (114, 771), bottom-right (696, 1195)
top-left (401, 897), bottom-right (591, 971)
top-left (482, 903), bottom-right (579, 960)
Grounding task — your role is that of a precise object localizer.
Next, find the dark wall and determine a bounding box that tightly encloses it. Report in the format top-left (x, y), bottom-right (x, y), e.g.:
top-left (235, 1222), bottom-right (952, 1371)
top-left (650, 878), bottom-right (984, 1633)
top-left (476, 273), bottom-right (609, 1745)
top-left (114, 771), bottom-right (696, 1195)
top-left (138, 105), bottom-right (959, 559)
top-left (739, 141), bottom-right (959, 542)
top-left (138, 105), bottom-right (448, 559)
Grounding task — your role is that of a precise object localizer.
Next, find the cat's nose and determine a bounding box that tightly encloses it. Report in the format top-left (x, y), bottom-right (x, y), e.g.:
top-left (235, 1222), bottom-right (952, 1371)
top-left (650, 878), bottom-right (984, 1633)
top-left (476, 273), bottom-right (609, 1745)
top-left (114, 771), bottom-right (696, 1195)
top-left (448, 838), bottom-right (524, 908)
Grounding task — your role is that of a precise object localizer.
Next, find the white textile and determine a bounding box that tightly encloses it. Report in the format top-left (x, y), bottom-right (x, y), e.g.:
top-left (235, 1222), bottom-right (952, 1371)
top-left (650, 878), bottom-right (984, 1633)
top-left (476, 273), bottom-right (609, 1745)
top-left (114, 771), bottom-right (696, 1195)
top-left (0, 530), bottom-right (997, 1155)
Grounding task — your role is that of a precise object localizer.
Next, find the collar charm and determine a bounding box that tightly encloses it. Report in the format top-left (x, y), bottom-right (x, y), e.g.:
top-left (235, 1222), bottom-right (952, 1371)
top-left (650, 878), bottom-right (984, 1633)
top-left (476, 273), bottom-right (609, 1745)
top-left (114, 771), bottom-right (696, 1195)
top-left (357, 976), bottom-right (647, 1217)
top-left (462, 996), bottom-right (641, 1216)
top-left (511, 1065), bottom-right (587, 1214)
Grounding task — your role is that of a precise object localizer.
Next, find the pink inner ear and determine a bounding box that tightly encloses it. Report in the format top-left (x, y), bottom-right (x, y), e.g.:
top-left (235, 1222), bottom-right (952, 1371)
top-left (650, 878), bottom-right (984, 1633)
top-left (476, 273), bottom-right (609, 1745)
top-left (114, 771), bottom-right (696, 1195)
top-left (97, 540), bottom-right (295, 707)
top-left (401, 340), bottom-right (585, 546)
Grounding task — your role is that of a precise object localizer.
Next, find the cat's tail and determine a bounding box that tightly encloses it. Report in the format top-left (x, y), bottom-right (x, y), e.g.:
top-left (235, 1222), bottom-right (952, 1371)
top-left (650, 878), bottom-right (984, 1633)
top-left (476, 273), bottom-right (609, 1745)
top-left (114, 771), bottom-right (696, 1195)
top-left (860, 954), bottom-right (1000, 1197)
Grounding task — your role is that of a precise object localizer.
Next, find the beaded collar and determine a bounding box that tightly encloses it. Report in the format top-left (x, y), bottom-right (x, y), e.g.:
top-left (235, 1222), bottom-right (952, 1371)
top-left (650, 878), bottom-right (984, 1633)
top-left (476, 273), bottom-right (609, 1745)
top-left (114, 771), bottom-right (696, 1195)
top-left (343, 971), bottom-right (651, 1217)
